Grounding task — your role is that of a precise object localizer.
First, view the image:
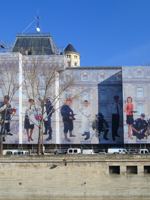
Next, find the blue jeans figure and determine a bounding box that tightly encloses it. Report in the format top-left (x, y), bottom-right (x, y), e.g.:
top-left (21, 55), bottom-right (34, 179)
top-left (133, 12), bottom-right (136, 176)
top-left (46, 117), bottom-right (52, 141)
top-left (1, 122), bottom-right (12, 142)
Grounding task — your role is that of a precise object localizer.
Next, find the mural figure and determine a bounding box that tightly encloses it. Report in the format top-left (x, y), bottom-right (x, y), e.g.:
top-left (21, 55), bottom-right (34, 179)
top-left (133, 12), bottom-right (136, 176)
top-left (24, 99), bottom-right (35, 142)
top-left (61, 98), bottom-right (76, 142)
top-left (124, 97), bottom-right (135, 139)
top-left (92, 112), bottom-right (109, 143)
top-left (0, 95), bottom-right (15, 142)
top-left (131, 113), bottom-right (148, 140)
top-left (80, 100), bottom-right (91, 140)
top-left (111, 95), bottom-right (120, 141)
top-left (44, 97), bottom-right (55, 141)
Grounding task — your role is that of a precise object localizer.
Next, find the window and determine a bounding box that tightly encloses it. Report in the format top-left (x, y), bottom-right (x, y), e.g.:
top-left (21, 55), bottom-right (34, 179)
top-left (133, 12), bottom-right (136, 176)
top-left (137, 88), bottom-right (143, 97)
top-left (66, 75), bottom-right (71, 81)
top-left (39, 89), bottom-right (45, 98)
top-left (98, 71), bottom-right (106, 81)
top-left (100, 74), bottom-right (105, 79)
top-left (82, 91), bottom-right (89, 100)
top-left (137, 71), bottom-right (142, 77)
top-left (137, 104), bottom-right (143, 115)
top-left (109, 166), bottom-right (120, 174)
top-left (67, 55), bottom-right (71, 58)
top-left (82, 74), bottom-right (88, 81)
top-left (144, 166), bottom-right (150, 174)
top-left (65, 90), bottom-right (71, 99)
top-left (74, 55), bottom-right (77, 59)
top-left (126, 166), bottom-right (137, 174)
top-left (100, 90), bottom-right (107, 100)
top-left (81, 71), bottom-right (89, 81)
top-left (40, 75), bottom-right (45, 83)
top-left (118, 91), bottom-right (122, 100)
top-left (100, 105), bottom-right (107, 117)
top-left (74, 63), bottom-right (77, 66)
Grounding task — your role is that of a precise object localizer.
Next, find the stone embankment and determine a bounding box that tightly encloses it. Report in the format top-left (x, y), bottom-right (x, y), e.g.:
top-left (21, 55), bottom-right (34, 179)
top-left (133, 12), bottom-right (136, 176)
top-left (0, 154), bottom-right (150, 200)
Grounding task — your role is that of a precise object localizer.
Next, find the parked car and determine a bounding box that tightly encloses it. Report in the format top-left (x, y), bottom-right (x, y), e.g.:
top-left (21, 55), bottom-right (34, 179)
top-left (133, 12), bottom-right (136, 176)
top-left (126, 149), bottom-right (138, 154)
top-left (67, 148), bottom-right (81, 155)
top-left (108, 148), bottom-right (127, 154)
top-left (137, 149), bottom-right (149, 154)
top-left (82, 149), bottom-right (95, 155)
top-left (5, 150), bottom-right (30, 155)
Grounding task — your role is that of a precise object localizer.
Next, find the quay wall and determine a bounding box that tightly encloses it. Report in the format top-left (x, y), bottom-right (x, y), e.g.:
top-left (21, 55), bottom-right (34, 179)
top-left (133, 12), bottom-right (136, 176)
top-left (0, 154), bottom-right (150, 200)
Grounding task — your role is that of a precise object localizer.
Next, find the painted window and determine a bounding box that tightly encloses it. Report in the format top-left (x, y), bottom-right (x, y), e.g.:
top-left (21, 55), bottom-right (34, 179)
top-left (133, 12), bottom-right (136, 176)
top-left (137, 104), bottom-right (143, 115)
top-left (101, 105), bottom-right (107, 117)
top-left (65, 90), bottom-right (71, 99)
top-left (100, 90), bottom-right (107, 100)
top-left (82, 91), bottom-right (89, 100)
top-left (137, 88), bottom-right (143, 97)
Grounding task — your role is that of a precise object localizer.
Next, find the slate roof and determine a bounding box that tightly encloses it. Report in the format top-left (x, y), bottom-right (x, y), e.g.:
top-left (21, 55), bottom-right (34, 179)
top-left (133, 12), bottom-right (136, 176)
top-left (12, 34), bottom-right (58, 55)
top-left (64, 43), bottom-right (77, 53)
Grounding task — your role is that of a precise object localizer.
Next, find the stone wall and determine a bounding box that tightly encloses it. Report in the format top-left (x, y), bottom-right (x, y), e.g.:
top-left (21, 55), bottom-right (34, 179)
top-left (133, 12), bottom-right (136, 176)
top-left (0, 154), bottom-right (150, 200)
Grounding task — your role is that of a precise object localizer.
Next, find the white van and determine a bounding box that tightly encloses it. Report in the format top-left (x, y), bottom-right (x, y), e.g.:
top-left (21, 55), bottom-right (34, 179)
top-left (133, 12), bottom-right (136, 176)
top-left (137, 149), bottom-right (149, 154)
top-left (4, 150), bottom-right (30, 155)
top-left (82, 149), bottom-right (95, 155)
top-left (108, 148), bottom-right (127, 154)
top-left (67, 148), bottom-right (81, 155)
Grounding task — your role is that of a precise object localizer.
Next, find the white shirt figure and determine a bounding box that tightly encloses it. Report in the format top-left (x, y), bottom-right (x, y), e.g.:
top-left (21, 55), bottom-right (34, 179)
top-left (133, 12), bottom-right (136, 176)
top-left (111, 102), bottom-right (120, 115)
top-left (26, 104), bottom-right (36, 125)
top-left (81, 103), bottom-right (91, 132)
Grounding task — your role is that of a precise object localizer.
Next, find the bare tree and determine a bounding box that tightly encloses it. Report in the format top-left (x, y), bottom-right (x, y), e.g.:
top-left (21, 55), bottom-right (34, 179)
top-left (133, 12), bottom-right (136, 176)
top-left (23, 56), bottom-right (77, 155)
top-left (0, 58), bottom-right (20, 155)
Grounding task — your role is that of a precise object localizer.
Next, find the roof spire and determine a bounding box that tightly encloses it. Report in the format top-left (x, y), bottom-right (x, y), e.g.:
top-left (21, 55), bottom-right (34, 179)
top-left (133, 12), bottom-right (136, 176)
top-left (36, 9), bottom-right (40, 33)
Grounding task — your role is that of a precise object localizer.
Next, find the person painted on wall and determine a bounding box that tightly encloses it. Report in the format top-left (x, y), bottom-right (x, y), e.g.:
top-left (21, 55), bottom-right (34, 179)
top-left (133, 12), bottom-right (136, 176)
top-left (24, 99), bottom-right (35, 142)
top-left (92, 112), bottom-right (109, 142)
top-left (44, 97), bottom-right (55, 141)
top-left (124, 97), bottom-right (134, 139)
top-left (80, 100), bottom-right (91, 140)
top-left (111, 95), bottom-right (120, 141)
top-left (0, 95), bottom-right (15, 142)
top-left (131, 113), bottom-right (148, 140)
top-left (61, 98), bottom-right (76, 142)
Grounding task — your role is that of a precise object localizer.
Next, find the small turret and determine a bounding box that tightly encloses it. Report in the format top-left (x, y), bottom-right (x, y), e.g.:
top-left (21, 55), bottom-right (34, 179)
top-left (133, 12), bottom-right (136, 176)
top-left (64, 43), bottom-right (81, 67)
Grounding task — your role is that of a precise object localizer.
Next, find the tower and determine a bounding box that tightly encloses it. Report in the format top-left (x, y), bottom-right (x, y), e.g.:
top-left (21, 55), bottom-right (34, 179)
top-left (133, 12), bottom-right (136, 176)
top-left (64, 43), bottom-right (81, 67)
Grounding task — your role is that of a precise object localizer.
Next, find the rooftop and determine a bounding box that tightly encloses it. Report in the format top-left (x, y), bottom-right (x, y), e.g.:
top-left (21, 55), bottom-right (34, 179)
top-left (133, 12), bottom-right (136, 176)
top-left (12, 33), bottom-right (58, 55)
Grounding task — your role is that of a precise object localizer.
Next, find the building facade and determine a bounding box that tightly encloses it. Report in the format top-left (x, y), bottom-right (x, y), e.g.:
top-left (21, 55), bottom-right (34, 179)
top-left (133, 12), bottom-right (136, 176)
top-left (0, 33), bottom-right (150, 146)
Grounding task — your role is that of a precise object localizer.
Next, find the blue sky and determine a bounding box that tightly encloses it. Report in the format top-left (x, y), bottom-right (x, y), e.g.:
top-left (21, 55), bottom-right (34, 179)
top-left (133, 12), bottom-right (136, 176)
top-left (1, 0), bottom-right (150, 66)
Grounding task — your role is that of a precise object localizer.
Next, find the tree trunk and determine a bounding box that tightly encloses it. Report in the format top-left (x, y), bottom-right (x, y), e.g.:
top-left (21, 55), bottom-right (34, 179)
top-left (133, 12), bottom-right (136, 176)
top-left (0, 134), bottom-right (3, 155)
top-left (37, 126), bottom-right (41, 155)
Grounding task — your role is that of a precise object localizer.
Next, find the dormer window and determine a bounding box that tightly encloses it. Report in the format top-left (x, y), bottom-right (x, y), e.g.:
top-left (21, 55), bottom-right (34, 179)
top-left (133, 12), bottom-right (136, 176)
top-left (100, 74), bottom-right (105, 79)
top-left (98, 71), bottom-right (107, 81)
top-left (135, 67), bottom-right (144, 77)
top-left (137, 71), bottom-right (142, 77)
top-left (81, 71), bottom-right (89, 81)
top-left (83, 74), bottom-right (88, 81)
